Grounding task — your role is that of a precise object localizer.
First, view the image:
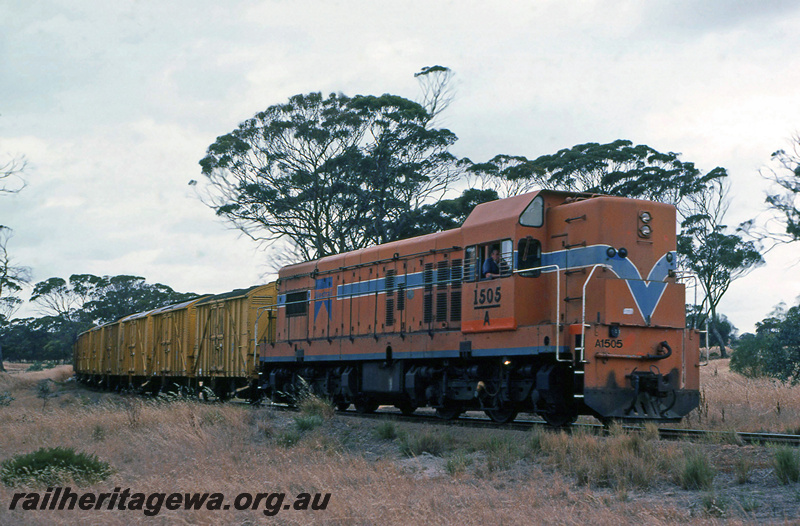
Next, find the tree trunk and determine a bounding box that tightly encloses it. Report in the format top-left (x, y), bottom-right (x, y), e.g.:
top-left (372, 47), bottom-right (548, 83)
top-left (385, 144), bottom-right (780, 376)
top-left (0, 343), bottom-right (5, 372)
top-left (709, 311), bottom-right (727, 358)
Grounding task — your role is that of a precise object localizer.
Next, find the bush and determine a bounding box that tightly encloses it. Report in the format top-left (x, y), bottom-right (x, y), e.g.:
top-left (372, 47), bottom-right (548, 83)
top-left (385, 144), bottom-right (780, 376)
top-left (298, 394), bottom-right (335, 419)
top-left (470, 435), bottom-right (524, 472)
top-left (1, 447), bottom-right (113, 487)
top-left (373, 421), bottom-right (397, 440)
top-left (678, 450), bottom-right (715, 490)
top-left (294, 415), bottom-right (324, 432)
top-left (398, 430), bottom-right (455, 457)
top-left (734, 456), bottom-right (753, 484)
top-left (773, 447), bottom-right (800, 484)
top-left (701, 492), bottom-right (727, 517)
top-left (445, 452), bottom-right (472, 475)
top-left (0, 392), bottom-right (13, 407)
top-left (730, 304), bottom-right (800, 384)
top-left (276, 430), bottom-right (302, 448)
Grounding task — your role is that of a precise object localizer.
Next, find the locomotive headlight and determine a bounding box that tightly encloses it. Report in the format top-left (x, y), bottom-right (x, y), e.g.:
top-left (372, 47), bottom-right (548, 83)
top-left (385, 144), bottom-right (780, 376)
top-left (639, 211), bottom-right (652, 223)
top-left (639, 225), bottom-right (652, 238)
top-left (609, 324), bottom-right (620, 338)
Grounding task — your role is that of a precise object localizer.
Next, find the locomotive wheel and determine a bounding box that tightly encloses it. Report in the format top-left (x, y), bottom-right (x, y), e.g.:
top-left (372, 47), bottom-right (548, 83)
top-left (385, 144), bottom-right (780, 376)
top-left (435, 406), bottom-right (462, 421)
top-left (395, 401), bottom-right (418, 416)
top-left (484, 405), bottom-right (519, 424)
top-left (354, 397), bottom-right (379, 414)
top-left (543, 410), bottom-right (578, 428)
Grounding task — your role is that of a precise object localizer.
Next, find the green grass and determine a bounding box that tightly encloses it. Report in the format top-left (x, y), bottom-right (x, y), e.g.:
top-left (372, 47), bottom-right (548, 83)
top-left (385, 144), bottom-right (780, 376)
top-left (773, 447), bottom-right (800, 484)
top-left (294, 415), bottom-right (325, 432)
top-left (1, 447), bottom-right (113, 487)
top-left (678, 450), bottom-right (716, 490)
top-left (445, 452), bottom-right (472, 475)
top-left (398, 430), bottom-right (456, 457)
top-left (276, 430), bottom-right (302, 448)
top-left (298, 394), bottom-right (335, 419)
top-left (734, 456), bottom-right (753, 484)
top-left (701, 492), bottom-right (727, 517)
top-left (373, 421), bottom-right (397, 440)
top-left (469, 435), bottom-right (525, 472)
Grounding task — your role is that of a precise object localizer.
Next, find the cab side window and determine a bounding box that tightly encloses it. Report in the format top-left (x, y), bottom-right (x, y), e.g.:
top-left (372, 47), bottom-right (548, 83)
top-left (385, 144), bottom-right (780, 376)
top-left (479, 239), bottom-right (513, 280)
top-left (517, 237), bottom-right (542, 277)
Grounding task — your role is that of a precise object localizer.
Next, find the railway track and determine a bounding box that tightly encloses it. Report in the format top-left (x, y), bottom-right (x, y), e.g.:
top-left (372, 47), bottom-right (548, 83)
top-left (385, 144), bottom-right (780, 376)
top-left (329, 406), bottom-right (800, 446)
top-left (110, 389), bottom-right (800, 447)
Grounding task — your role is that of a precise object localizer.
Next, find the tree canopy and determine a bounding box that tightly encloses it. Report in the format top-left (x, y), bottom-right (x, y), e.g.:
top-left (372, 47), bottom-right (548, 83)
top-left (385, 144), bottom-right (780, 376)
top-left (0, 274), bottom-right (199, 363)
top-left (462, 140), bottom-right (723, 205)
top-left (731, 302), bottom-right (800, 384)
top-left (198, 91), bottom-right (460, 261)
top-left (0, 227), bottom-right (29, 324)
top-left (0, 144), bottom-right (27, 371)
top-left (764, 138), bottom-right (800, 242)
top-left (31, 274), bottom-right (198, 325)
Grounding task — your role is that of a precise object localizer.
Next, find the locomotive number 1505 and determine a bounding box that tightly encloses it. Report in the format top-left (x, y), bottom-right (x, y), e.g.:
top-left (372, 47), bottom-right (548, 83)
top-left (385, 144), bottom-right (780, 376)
top-left (473, 286), bottom-right (502, 308)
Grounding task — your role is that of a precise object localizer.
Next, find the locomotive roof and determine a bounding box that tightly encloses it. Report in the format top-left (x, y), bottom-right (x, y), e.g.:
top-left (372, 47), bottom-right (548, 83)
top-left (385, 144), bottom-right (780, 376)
top-left (279, 189), bottom-right (603, 279)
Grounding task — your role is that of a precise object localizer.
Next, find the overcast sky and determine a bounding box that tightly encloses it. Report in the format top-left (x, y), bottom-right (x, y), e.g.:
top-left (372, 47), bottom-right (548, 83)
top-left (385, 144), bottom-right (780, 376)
top-left (2, 0), bottom-right (799, 332)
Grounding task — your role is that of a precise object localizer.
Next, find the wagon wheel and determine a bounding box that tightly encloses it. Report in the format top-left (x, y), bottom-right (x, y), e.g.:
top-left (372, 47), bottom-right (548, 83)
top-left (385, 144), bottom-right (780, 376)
top-left (435, 405), bottom-right (462, 421)
top-left (354, 397), bottom-right (379, 414)
top-left (542, 409), bottom-right (577, 428)
top-left (484, 404), bottom-right (519, 424)
top-left (395, 400), bottom-right (418, 416)
top-left (336, 402), bottom-right (351, 411)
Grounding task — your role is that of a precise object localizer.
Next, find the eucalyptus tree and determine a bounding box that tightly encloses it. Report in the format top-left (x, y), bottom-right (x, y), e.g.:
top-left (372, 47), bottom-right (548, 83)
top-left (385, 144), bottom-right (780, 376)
top-left (197, 91), bottom-right (460, 262)
top-left (677, 179), bottom-right (763, 357)
top-left (31, 274), bottom-right (197, 325)
top-left (764, 138), bottom-right (800, 243)
top-left (463, 140), bottom-right (720, 205)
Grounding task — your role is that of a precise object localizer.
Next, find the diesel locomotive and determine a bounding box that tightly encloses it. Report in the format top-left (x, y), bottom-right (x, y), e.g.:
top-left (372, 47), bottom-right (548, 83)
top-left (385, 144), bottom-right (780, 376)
top-left (260, 190), bottom-right (700, 424)
top-left (75, 190), bottom-right (700, 425)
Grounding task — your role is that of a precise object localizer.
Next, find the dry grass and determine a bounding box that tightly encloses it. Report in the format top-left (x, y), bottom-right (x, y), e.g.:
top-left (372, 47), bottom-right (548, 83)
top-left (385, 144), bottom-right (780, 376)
top-left (686, 358), bottom-right (800, 433)
top-left (1, 362), bottom-right (799, 524)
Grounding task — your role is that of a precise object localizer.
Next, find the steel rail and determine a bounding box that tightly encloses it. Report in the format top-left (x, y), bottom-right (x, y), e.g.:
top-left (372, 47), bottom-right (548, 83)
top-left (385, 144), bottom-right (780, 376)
top-left (327, 407), bottom-right (800, 446)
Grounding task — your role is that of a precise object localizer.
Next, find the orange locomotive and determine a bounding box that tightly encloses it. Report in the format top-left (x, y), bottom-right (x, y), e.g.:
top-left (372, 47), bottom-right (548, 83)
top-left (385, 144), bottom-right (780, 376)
top-left (261, 190), bottom-right (700, 424)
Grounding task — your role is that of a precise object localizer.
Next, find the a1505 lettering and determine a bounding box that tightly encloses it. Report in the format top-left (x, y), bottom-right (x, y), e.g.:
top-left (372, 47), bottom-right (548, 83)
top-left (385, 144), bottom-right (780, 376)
top-left (595, 339), bottom-right (624, 349)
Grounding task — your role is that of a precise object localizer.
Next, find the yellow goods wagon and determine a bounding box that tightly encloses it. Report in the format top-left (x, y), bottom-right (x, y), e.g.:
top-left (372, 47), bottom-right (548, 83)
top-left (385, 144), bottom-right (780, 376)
top-left (101, 320), bottom-right (123, 377)
top-left (74, 326), bottom-right (101, 379)
top-left (194, 284), bottom-right (276, 398)
top-left (119, 310), bottom-right (155, 383)
top-left (149, 297), bottom-right (207, 380)
top-left (87, 324), bottom-right (105, 377)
